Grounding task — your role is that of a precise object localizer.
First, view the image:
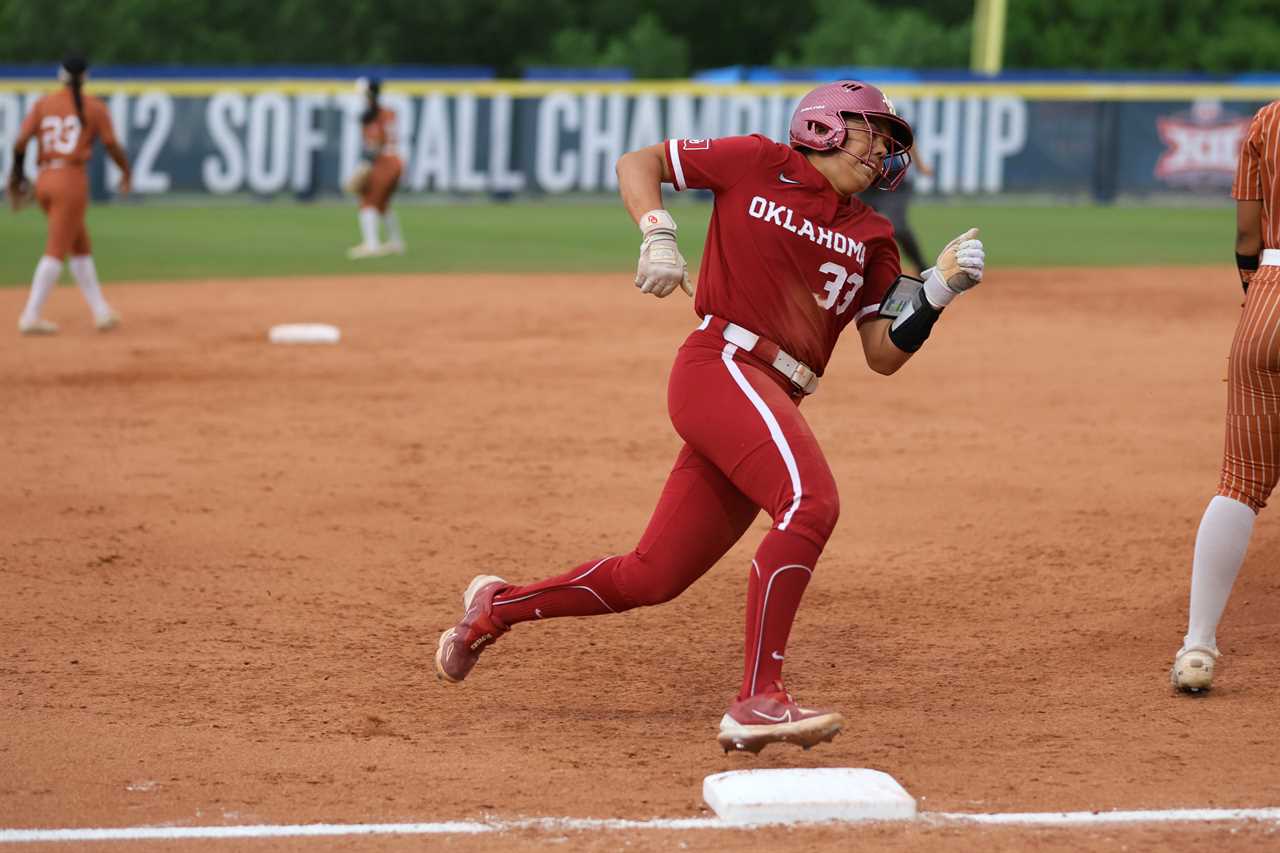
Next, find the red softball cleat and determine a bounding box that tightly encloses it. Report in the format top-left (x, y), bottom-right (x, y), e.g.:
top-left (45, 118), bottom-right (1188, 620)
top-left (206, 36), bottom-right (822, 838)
top-left (717, 682), bottom-right (845, 754)
top-left (435, 574), bottom-right (509, 683)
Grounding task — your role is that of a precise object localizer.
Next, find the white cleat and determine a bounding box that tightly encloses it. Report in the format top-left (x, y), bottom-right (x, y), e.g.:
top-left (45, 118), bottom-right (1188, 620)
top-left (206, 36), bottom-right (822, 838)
top-left (1171, 645), bottom-right (1219, 693)
top-left (18, 318), bottom-right (58, 336)
top-left (383, 239), bottom-right (406, 256)
top-left (95, 310), bottom-right (121, 332)
top-left (346, 242), bottom-right (385, 260)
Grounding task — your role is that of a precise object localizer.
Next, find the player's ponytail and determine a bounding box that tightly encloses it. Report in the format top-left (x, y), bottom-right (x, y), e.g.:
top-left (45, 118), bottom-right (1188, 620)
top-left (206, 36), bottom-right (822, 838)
top-left (59, 55), bottom-right (88, 124)
top-left (357, 77), bottom-right (382, 126)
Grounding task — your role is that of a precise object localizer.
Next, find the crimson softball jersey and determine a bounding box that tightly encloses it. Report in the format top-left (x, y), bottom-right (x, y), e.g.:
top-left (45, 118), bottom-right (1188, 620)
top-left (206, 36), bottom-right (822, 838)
top-left (664, 134), bottom-right (901, 374)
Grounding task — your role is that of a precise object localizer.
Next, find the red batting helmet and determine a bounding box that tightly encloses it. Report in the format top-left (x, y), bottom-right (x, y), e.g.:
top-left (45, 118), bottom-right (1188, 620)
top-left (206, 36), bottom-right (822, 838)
top-left (789, 80), bottom-right (914, 189)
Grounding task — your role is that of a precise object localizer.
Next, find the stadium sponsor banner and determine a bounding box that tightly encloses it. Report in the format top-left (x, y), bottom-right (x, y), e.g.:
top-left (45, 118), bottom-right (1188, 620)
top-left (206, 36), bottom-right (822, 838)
top-left (0, 87), bottom-right (1269, 198)
top-left (1122, 99), bottom-right (1255, 193)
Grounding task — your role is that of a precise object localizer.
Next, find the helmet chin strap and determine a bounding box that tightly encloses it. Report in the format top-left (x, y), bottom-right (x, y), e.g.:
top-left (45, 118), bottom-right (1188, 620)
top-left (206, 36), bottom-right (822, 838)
top-left (833, 113), bottom-right (892, 188)
top-left (833, 143), bottom-right (889, 193)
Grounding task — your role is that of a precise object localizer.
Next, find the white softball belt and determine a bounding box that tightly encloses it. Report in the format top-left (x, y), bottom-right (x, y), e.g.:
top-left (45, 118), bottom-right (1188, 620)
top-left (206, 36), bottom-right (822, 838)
top-left (1262, 249), bottom-right (1280, 266)
top-left (701, 315), bottom-right (820, 395)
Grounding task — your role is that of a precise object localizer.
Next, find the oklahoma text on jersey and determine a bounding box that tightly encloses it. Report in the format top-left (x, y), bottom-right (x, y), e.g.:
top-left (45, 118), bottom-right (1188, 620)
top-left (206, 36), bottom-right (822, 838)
top-left (745, 196), bottom-right (867, 265)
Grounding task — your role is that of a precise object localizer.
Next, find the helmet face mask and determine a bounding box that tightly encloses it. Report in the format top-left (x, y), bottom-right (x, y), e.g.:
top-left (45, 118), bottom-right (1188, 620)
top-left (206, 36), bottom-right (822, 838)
top-left (835, 114), bottom-right (913, 191)
top-left (790, 80), bottom-right (914, 191)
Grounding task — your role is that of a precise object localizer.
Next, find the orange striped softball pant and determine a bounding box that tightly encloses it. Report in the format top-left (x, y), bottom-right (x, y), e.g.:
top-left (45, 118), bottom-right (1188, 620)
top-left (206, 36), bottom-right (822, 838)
top-left (1219, 265), bottom-right (1280, 512)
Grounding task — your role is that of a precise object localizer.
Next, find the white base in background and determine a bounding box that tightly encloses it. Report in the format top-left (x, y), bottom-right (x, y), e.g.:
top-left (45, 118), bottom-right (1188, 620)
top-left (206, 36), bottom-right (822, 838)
top-left (702, 768), bottom-right (916, 825)
top-left (268, 323), bottom-right (341, 344)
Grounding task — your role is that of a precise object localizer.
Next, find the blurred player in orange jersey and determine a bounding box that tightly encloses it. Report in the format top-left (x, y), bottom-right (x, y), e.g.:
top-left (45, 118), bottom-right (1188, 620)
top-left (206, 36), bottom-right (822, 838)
top-left (346, 77), bottom-right (405, 259)
top-left (6, 55), bottom-right (131, 335)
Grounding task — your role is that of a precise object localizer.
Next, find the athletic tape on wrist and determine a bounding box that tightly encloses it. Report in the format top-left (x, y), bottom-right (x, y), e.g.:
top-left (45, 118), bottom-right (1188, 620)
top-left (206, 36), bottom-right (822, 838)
top-left (920, 267), bottom-right (956, 309)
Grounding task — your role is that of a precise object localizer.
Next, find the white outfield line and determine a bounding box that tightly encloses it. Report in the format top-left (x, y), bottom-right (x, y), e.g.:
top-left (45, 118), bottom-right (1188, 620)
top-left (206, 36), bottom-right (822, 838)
top-left (5, 809), bottom-right (1280, 843)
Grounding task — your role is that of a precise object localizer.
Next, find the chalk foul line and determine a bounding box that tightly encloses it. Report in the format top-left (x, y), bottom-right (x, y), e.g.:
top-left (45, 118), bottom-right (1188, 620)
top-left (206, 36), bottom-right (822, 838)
top-left (4, 809), bottom-right (1280, 843)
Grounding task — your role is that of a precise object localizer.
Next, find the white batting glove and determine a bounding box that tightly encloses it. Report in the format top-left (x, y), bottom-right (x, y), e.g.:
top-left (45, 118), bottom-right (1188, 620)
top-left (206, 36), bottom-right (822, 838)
top-left (635, 209), bottom-right (694, 298)
top-left (921, 227), bottom-right (984, 308)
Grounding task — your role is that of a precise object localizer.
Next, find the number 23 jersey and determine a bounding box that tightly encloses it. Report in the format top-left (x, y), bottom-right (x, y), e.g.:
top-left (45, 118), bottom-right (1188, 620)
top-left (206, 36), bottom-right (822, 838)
top-left (665, 134), bottom-right (902, 375)
top-left (17, 89), bottom-right (118, 169)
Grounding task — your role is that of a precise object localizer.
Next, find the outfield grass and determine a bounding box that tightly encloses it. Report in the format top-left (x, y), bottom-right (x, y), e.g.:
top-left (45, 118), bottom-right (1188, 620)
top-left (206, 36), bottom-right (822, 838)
top-left (0, 200), bottom-right (1233, 286)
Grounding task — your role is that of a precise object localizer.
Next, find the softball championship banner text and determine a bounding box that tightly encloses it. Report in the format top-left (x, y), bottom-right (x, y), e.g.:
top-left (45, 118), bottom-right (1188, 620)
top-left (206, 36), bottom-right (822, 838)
top-left (0, 85), bottom-right (1268, 199)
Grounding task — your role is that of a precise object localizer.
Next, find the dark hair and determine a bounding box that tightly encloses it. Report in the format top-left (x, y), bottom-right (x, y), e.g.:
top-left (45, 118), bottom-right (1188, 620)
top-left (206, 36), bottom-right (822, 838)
top-left (62, 54), bottom-right (88, 123)
top-left (360, 78), bottom-right (382, 126)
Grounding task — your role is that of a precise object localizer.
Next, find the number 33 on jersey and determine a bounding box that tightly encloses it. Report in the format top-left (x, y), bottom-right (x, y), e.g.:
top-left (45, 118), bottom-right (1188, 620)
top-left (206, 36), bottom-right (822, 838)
top-left (664, 134), bottom-right (902, 377)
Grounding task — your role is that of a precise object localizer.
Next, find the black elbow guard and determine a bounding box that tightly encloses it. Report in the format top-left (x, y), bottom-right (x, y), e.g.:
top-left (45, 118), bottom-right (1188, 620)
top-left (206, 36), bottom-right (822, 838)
top-left (883, 275), bottom-right (942, 353)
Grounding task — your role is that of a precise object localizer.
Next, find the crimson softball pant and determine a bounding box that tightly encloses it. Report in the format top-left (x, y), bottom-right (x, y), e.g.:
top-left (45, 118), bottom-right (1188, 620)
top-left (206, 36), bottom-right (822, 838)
top-left (491, 324), bottom-right (841, 699)
top-left (1218, 266), bottom-right (1280, 512)
top-left (35, 167), bottom-right (91, 258)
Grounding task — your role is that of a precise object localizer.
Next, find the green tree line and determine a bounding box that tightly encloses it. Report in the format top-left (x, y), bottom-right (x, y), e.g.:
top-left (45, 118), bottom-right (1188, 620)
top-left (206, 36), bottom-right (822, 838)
top-left (1, 0), bottom-right (1277, 77)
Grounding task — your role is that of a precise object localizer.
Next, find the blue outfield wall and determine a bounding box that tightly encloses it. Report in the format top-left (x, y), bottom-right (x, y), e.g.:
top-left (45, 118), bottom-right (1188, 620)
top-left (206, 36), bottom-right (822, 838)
top-left (0, 76), bottom-right (1275, 202)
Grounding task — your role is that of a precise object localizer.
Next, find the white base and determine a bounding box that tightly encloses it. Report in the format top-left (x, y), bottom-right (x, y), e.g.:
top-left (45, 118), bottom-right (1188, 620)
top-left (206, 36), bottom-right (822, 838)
top-left (703, 768), bottom-right (916, 826)
top-left (268, 323), bottom-right (341, 345)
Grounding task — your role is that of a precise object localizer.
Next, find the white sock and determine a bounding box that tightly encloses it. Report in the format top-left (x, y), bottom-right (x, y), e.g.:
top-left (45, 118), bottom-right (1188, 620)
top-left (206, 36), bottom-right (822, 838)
top-left (382, 211), bottom-right (403, 245)
top-left (1183, 495), bottom-right (1256, 651)
top-left (358, 207), bottom-right (379, 247)
top-left (20, 256), bottom-right (64, 324)
top-left (69, 255), bottom-right (112, 319)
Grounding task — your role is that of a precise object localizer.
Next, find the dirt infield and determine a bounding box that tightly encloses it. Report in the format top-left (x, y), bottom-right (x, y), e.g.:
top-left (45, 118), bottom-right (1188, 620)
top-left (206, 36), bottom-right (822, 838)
top-left (3, 268), bottom-right (1279, 850)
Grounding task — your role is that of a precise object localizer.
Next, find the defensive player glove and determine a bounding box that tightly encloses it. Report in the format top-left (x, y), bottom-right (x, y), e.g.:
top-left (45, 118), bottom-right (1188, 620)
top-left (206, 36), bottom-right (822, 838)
top-left (635, 209), bottom-right (694, 298)
top-left (921, 227), bottom-right (984, 309)
top-left (343, 162), bottom-right (372, 196)
top-left (7, 175), bottom-right (32, 212)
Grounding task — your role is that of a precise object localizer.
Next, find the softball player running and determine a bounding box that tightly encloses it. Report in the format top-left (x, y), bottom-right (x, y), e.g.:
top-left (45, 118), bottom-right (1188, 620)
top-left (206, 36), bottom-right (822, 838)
top-left (435, 81), bottom-right (986, 753)
top-left (345, 77), bottom-right (405, 259)
top-left (1172, 98), bottom-right (1280, 693)
top-left (7, 56), bottom-right (131, 335)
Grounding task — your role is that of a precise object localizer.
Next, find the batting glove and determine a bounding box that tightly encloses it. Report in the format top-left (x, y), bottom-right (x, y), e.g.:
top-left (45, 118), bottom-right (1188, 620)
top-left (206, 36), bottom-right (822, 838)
top-left (922, 227), bottom-right (984, 308)
top-left (635, 209), bottom-right (694, 298)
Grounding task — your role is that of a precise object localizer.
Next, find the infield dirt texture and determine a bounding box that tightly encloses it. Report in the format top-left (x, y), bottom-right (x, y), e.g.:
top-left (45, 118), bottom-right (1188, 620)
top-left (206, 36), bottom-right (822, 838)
top-left (3, 263), bottom-right (1280, 850)
top-left (0, 189), bottom-right (1274, 845)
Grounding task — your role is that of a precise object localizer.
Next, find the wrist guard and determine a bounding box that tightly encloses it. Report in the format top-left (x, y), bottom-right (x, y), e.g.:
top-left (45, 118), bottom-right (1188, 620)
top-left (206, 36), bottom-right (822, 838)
top-left (639, 208), bottom-right (677, 238)
top-left (882, 274), bottom-right (943, 353)
top-left (1238, 252), bottom-right (1259, 294)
